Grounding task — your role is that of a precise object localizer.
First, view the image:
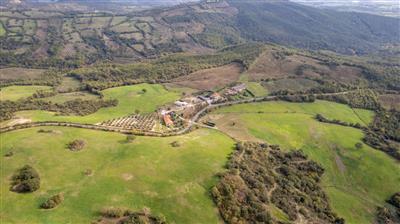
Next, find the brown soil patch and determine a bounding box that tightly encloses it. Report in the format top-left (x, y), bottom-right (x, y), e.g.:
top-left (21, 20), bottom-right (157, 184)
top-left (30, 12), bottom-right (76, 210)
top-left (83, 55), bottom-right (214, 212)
top-left (121, 173), bottom-right (134, 181)
top-left (172, 63), bottom-right (243, 90)
top-left (32, 20), bottom-right (50, 59)
top-left (1, 117), bottom-right (31, 128)
top-left (0, 67), bottom-right (45, 80)
top-left (334, 152), bottom-right (346, 174)
top-left (379, 94), bottom-right (400, 110)
top-left (248, 49), bottom-right (362, 84)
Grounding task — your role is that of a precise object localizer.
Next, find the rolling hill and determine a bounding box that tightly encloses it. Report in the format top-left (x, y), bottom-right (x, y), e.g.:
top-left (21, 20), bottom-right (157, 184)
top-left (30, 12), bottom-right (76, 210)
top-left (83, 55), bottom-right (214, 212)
top-left (0, 0), bottom-right (399, 68)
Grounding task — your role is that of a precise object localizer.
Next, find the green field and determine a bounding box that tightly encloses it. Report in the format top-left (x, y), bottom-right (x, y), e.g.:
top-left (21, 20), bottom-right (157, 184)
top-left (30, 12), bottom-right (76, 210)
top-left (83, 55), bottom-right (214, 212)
top-left (210, 100), bottom-right (399, 224)
top-left (9, 84), bottom-right (183, 124)
top-left (0, 22), bottom-right (5, 37)
top-left (0, 127), bottom-right (235, 223)
top-left (246, 82), bottom-right (268, 97)
top-left (216, 100), bottom-right (374, 125)
top-left (0, 86), bottom-right (53, 101)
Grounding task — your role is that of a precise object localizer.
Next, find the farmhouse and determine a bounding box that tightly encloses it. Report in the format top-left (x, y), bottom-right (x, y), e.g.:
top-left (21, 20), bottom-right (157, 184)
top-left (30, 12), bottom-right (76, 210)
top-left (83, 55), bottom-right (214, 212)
top-left (225, 83), bottom-right (247, 95)
top-left (174, 100), bottom-right (189, 107)
top-left (232, 83), bottom-right (246, 92)
top-left (163, 114), bottom-right (174, 127)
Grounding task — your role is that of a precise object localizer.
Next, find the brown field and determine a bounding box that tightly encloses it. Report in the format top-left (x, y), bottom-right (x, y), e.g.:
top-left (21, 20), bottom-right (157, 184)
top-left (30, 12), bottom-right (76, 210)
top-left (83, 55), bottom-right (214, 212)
top-left (172, 63), bottom-right (243, 90)
top-left (248, 50), bottom-right (363, 84)
top-left (379, 94), bottom-right (400, 110)
top-left (0, 67), bottom-right (45, 80)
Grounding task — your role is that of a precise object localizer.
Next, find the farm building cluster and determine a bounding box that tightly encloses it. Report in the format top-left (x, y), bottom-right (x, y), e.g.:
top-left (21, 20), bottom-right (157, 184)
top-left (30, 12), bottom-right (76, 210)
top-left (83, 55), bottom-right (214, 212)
top-left (98, 83), bottom-right (249, 132)
top-left (159, 83), bottom-right (248, 127)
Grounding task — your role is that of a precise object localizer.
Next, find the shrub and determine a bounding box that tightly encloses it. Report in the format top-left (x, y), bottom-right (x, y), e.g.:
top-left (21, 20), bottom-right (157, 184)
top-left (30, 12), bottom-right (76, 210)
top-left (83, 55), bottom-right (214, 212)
top-left (100, 207), bottom-right (127, 218)
top-left (355, 142), bottom-right (363, 150)
top-left (68, 139), bottom-right (86, 151)
top-left (40, 193), bottom-right (64, 209)
top-left (126, 135), bottom-right (136, 143)
top-left (10, 165), bottom-right (40, 193)
top-left (4, 151), bottom-right (14, 157)
top-left (170, 141), bottom-right (180, 147)
top-left (388, 192), bottom-right (400, 208)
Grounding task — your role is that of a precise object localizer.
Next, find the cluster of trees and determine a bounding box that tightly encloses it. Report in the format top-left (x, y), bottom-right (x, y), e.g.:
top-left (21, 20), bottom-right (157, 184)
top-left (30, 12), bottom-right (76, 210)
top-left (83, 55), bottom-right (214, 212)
top-left (376, 192), bottom-right (400, 224)
top-left (364, 109), bottom-right (400, 160)
top-left (40, 193), bottom-right (64, 209)
top-left (10, 165), bottom-right (40, 193)
top-left (68, 43), bottom-right (263, 90)
top-left (67, 139), bottom-right (86, 151)
top-left (212, 142), bottom-right (343, 224)
top-left (317, 89), bottom-right (381, 110)
top-left (371, 109), bottom-right (400, 142)
top-left (315, 114), bottom-right (364, 130)
top-left (97, 207), bottom-right (166, 224)
top-left (277, 94), bottom-right (316, 103)
top-left (0, 98), bottom-right (118, 121)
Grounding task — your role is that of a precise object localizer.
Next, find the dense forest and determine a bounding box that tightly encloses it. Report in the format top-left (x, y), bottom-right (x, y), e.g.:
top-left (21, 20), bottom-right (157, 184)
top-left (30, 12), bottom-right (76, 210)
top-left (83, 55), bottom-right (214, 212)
top-left (212, 142), bottom-right (343, 224)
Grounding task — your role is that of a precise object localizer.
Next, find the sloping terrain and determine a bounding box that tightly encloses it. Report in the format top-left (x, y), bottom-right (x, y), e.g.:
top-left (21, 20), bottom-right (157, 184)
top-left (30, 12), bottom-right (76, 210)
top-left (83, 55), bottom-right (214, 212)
top-left (172, 63), bottom-right (243, 90)
top-left (0, 0), bottom-right (399, 67)
top-left (205, 101), bottom-right (399, 223)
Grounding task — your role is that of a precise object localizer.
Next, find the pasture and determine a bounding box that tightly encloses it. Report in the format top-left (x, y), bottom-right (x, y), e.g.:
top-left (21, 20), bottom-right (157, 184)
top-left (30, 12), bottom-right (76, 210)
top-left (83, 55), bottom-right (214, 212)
top-left (207, 100), bottom-right (398, 224)
top-left (8, 84), bottom-right (182, 124)
top-left (0, 127), bottom-right (235, 223)
top-left (0, 85), bottom-right (52, 101)
top-left (0, 22), bottom-right (5, 36)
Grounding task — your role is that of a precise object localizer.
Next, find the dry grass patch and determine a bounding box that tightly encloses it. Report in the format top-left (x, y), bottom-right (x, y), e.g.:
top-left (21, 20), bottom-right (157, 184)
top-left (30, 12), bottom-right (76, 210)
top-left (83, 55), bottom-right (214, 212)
top-left (172, 63), bottom-right (243, 90)
top-left (0, 68), bottom-right (45, 81)
top-left (379, 94), bottom-right (400, 110)
top-left (248, 49), bottom-right (363, 84)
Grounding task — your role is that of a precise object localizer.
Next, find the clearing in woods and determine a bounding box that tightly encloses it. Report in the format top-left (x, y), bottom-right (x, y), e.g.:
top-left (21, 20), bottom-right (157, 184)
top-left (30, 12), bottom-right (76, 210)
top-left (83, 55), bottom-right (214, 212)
top-left (7, 83), bottom-right (183, 124)
top-left (205, 100), bottom-right (399, 224)
top-left (172, 63), bottom-right (244, 90)
top-left (0, 68), bottom-right (46, 81)
top-left (0, 127), bottom-right (235, 223)
top-left (0, 85), bottom-right (52, 101)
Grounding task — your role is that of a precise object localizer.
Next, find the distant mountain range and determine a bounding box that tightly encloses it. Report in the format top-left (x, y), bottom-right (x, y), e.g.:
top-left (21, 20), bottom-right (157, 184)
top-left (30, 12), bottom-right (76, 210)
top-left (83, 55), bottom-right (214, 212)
top-left (292, 0), bottom-right (400, 17)
top-left (1, 0), bottom-right (399, 67)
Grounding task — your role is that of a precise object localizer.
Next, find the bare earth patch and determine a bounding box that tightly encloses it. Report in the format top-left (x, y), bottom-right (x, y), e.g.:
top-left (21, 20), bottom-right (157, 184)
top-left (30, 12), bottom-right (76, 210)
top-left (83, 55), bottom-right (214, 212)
top-left (379, 94), bottom-right (400, 110)
top-left (121, 173), bottom-right (134, 181)
top-left (247, 49), bottom-right (363, 84)
top-left (0, 67), bottom-right (45, 81)
top-left (1, 117), bottom-right (31, 128)
top-left (172, 63), bottom-right (243, 90)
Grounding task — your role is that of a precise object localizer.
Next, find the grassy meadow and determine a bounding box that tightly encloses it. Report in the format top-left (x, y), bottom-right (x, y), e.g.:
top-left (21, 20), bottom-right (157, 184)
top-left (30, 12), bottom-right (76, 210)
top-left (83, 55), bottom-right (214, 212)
top-left (0, 127), bottom-right (235, 223)
top-left (0, 22), bottom-right (5, 37)
top-left (209, 100), bottom-right (399, 224)
top-left (8, 83), bottom-right (183, 124)
top-left (0, 85), bottom-right (53, 101)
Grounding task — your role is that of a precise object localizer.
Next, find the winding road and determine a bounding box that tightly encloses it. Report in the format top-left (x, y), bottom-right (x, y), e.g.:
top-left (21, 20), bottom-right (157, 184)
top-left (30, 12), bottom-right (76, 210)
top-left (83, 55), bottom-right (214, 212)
top-left (0, 90), bottom-right (360, 136)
